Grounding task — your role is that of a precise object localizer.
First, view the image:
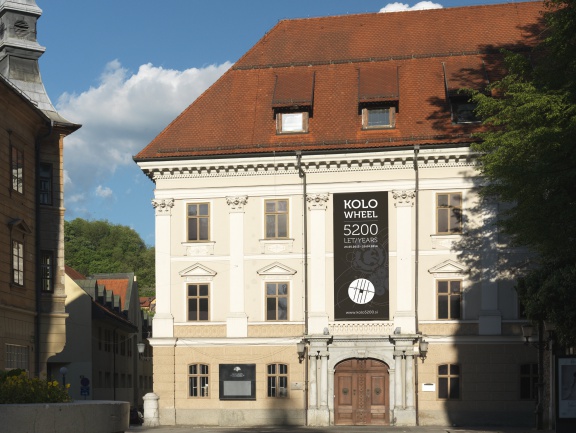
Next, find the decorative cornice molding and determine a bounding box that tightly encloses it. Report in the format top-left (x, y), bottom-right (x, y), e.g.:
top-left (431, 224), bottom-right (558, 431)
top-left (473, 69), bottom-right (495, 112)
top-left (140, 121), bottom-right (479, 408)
top-left (226, 195), bottom-right (248, 212)
top-left (152, 198), bottom-right (174, 215)
top-left (307, 193), bottom-right (329, 210)
top-left (392, 190), bottom-right (415, 207)
top-left (137, 148), bottom-right (477, 181)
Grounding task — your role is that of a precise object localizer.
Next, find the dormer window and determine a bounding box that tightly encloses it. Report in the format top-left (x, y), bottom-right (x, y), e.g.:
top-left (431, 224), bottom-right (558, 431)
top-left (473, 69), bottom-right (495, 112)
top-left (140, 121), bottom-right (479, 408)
top-left (358, 65), bottom-right (399, 130)
top-left (272, 70), bottom-right (315, 135)
top-left (362, 106), bottom-right (396, 129)
top-left (276, 111), bottom-right (309, 133)
top-left (442, 57), bottom-right (489, 124)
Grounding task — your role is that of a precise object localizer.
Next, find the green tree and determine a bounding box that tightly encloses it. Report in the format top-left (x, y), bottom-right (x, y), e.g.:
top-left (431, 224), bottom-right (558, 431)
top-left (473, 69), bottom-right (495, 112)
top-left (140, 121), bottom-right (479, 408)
top-left (471, 0), bottom-right (576, 346)
top-left (65, 218), bottom-right (155, 293)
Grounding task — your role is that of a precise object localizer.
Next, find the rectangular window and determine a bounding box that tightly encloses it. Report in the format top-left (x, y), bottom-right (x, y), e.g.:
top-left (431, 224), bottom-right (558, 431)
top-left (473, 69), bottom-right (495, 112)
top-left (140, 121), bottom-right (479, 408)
top-left (437, 280), bottom-right (461, 320)
top-left (187, 203), bottom-right (210, 241)
top-left (189, 364), bottom-right (209, 397)
top-left (40, 251), bottom-right (54, 293)
top-left (188, 284), bottom-right (209, 321)
top-left (267, 363), bottom-right (289, 398)
top-left (520, 363), bottom-right (538, 400)
top-left (12, 240), bottom-right (24, 286)
top-left (451, 96), bottom-right (481, 124)
top-left (265, 199), bottom-right (289, 238)
top-left (436, 192), bottom-right (462, 234)
top-left (362, 107), bottom-right (396, 129)
top-left (266, 282), bottom-right (289, 321)
top-left (11, 146), bottom-right (24, 193)
top-left (39, 163), bottom-right (53, 205)
top-left (438, 364), bottom-right (460, 399)
top-left (276, 112), bottom-right (309, 133)
top-left (5, 344), bottom-right (29, 370)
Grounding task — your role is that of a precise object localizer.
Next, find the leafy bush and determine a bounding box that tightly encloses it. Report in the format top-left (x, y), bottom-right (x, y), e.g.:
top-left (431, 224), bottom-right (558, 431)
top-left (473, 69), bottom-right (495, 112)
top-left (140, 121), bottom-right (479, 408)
top-left (0, 370), bottom-right (71, 404)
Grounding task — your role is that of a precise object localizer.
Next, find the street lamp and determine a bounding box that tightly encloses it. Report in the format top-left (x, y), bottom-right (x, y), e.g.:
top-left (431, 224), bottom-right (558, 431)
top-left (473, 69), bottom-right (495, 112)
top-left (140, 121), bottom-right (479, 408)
top-left (137, 342), bottom-right (152, 361)
top-left (418, 339), bottom-right (429, 363)
top-left (297, 340), bottom-right (307, 363)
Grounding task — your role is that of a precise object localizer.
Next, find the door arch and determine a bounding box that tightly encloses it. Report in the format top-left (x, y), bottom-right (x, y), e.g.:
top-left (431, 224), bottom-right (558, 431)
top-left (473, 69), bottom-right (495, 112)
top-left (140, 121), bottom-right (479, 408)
top-left (334, 358), bottom-right (390, 425)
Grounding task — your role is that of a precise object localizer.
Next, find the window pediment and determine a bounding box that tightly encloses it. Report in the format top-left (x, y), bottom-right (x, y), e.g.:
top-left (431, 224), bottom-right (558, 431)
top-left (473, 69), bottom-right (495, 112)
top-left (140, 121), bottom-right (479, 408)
top-left (8, 218), bottom-right (32, 235)
top-left (428, 259), bottom-right (466, 277)
top-left (179, 263), bottom-right (217, 278)
top-left (257, 262), bottom-right (297, 276)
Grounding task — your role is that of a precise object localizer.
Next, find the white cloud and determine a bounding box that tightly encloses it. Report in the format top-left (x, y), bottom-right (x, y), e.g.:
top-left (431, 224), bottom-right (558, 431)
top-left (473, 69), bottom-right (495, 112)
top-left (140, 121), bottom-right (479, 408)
top-left (379, 1), bottom-right (443, 13)
top-left (58, 60), bottom-right (232, 216)
top-left (95, 185), bottom-right (113, 198)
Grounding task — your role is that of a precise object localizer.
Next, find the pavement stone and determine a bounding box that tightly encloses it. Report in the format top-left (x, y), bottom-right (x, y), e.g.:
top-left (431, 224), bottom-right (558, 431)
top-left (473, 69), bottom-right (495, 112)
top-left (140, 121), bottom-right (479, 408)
top-left (126, 425), bottom-right (552, 433)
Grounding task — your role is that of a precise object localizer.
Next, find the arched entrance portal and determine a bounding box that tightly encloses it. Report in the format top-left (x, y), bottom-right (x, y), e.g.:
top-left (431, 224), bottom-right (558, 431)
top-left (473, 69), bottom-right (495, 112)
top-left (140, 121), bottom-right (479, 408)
top-left (334, 358), bottom-right (390, 425)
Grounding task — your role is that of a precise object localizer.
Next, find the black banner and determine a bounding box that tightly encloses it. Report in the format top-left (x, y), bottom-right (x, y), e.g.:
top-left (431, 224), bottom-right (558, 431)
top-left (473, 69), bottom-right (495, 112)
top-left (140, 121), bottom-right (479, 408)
top-left (333, 192), bottom-right (389, 320)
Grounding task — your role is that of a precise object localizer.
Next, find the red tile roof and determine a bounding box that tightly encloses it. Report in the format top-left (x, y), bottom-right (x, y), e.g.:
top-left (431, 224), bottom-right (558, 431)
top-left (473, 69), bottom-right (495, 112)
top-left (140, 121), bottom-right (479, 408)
top-left (65, 265), bottom-right (86, 280)
top-left (97, 279), bottom-right (129, 311)
top-left (135, 2), bottom-right (545, 161)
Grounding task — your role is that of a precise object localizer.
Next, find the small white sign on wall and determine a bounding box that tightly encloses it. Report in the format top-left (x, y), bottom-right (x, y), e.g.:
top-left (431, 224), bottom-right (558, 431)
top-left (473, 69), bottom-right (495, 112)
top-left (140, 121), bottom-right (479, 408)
top-left (422, 383), bottom-right (436, 392)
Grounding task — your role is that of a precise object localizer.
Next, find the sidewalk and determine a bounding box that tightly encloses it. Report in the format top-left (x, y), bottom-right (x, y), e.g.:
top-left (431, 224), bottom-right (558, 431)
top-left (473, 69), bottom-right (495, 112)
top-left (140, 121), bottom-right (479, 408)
top-left (126, 425), bottom-right (552, 433)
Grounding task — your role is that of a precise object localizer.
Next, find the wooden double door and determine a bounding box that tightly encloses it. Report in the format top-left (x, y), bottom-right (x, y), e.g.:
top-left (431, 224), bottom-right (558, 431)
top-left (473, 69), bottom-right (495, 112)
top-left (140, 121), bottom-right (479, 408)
top-left (334, 358), bottom-right (390, 425)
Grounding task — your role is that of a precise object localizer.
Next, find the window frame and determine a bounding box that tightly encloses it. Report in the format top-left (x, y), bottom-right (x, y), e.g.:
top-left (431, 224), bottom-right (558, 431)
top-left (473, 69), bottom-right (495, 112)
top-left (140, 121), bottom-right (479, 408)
top-left (520, 363), bottom-right (538, 400)
top-left (188, 363), bottom-right (210, 398)
top-left (187, 202), bottom-right (210, 242)
top-left (39, 162), bottom-right (53, 205)
top-left (267, 363), bottom-right (289, 398)
top-left (265, 199), bottom-right (289, 239)
top-left (450, 94), bottom-right (481, 124)
top-left (361, 106), bottom-right (396, 129)
top-left (438, 363), bottom-right (460, 400)
top-left (40, 250), bottom-right (54, 293)
top-left (5, 344), bottom-right (29, 370)
top-left (11, 145), bottom-right (24, 194)
top-left (266, 282), bottom-right (289, 321)
top-left (436, 192), bottom-right (463, 234)
top-left (187, 283), bottom-right (210, 321)
top-left (437, 279), bottom-right (462, 320)
top-left (276, 111), bottom-right (309, 134)
top-left (12, 240), bottom-right (24, 286)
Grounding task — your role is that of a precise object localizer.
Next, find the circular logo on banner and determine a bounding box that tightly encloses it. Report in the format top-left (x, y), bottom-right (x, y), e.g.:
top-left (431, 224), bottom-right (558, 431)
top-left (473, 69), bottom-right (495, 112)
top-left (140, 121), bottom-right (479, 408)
top-left (348, 278), bottom-right (375, 304)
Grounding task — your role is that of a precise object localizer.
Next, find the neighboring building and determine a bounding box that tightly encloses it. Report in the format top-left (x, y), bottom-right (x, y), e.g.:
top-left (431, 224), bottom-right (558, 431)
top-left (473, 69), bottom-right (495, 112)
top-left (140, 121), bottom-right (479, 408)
top-left (51, 267), bottom-right (153, 407)
top-left (0, 0), bottom-right (79, 376)
top-left (140, 296), bottom-right (156, 314)
top-left (135, 2), bottom-right (545, 427)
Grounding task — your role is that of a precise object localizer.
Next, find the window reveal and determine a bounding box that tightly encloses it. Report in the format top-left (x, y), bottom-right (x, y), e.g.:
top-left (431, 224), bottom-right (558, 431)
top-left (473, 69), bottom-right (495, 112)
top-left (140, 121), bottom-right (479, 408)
top-left (187, 203), bottom-right (210, 241)
top-left (436, 192), bottom-right (462, 234)
top-left (265, 199), bottom-right (289, 238)
top-left (189, 364), bottom-right (209, 397)
top-left (188, 283), bottom-right (209, 321)
top-left (437, 280), bottom-right (461, 320)
top-left (266, 282), bottom-right (289, 321)
top-left (267, 363), bottom-right (289, 397)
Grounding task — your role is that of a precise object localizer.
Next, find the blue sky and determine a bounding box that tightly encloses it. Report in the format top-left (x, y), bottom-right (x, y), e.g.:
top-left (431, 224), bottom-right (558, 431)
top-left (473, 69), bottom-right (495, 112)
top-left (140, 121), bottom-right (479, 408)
top-left (37, 0), bottom-right (506, 246)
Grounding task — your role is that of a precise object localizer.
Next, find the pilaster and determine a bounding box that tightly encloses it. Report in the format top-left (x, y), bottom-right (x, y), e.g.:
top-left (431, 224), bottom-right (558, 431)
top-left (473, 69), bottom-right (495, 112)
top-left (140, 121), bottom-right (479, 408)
top-left (226, 196), bottom-right (248, 337)
top-left (152, 199), bottom-right (174, 338)
top-left (307, 193), bottom-right (329, 334)
top-left (392, 190), bottom-right (416, 334)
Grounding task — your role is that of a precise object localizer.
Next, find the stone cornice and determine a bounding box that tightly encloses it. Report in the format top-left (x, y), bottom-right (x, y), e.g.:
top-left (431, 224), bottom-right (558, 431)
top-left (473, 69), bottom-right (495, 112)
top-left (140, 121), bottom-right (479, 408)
top-left (137, 148), bottom-right (477, 181)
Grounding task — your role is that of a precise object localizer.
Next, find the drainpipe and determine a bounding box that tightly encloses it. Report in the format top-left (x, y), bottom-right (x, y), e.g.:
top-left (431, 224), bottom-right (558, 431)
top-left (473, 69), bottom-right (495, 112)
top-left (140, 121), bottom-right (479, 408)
top-left (413, 144), bottom-right (420, 425)
top-left (34, 120), bottom-right (53, 377)
top-left (296, 151), bottom-right (309, 425)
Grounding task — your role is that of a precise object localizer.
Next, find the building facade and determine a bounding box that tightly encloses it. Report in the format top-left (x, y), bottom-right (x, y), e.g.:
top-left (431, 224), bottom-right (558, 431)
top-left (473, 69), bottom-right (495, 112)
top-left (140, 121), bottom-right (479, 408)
top-left (0, 0), bottom-right (79, 377)
top-left (135, 2), bottom-right (544, 427)
top-left (51, 268), bottom-right (153, 408)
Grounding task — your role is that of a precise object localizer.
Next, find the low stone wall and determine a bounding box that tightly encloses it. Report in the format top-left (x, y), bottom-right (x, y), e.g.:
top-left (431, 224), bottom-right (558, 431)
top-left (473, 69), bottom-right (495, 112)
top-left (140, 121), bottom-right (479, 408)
top-left (0, 400), bottom-right (129, 433)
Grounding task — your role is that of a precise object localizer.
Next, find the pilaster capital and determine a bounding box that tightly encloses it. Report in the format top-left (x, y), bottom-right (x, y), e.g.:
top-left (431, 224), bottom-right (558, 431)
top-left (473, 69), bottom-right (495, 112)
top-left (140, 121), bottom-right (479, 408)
top-left (392, 190), bottom-right (416, 207)
top-left (152, 198), bottom-right (174, 216)
top-left (307, 193), bottom-right (329, 210)
top-left (226, 195), bottom-right (248, 212)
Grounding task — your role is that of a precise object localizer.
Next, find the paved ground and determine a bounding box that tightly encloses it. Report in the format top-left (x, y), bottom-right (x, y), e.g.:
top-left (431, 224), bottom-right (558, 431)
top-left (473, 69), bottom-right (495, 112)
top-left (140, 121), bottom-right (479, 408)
top-left (126, 425), bottom-right (552, 433)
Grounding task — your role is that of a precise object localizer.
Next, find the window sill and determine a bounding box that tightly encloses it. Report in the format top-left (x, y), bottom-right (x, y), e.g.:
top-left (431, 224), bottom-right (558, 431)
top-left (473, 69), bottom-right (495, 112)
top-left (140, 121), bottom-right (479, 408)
top-left (182, 241), bottom-right (215, 256)
top-left (430, 234), bottom-right (461, 250)
top-left (259, 238), bottom-right (294, 254)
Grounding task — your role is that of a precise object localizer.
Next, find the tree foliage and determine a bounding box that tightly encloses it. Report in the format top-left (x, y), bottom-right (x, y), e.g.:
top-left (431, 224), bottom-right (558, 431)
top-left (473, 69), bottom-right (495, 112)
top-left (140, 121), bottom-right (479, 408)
top-left (471, 0), bottom-right (576, 346)
top-left (65, 218), bottom-right (155, 293)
